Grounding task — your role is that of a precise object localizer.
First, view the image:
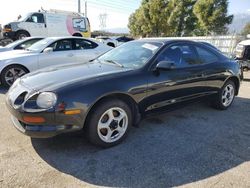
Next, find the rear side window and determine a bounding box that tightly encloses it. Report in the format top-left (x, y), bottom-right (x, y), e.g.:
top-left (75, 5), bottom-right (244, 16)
top-left (49, 39), bottom-right (73, 51)
top-left (74, 39), bottom-right (98, 50)
top-left (196, 46), bottom-right (219, 64)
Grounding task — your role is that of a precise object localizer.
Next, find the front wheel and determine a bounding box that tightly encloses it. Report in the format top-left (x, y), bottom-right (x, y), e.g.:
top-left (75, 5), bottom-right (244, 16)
top-left (1, 65), bottom-right (28, 87)
top-left (85, 99), bottom-right (132, 147)
top-left (212, 80), bottom-right (236, 110)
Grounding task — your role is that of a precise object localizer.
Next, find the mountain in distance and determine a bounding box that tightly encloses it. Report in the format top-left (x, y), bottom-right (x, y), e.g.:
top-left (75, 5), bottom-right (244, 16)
top-left (229, 13), bottom-right (250, 34)
top-left (102, 13), bottom-right (250, 35)
top-left (104, 27), bottom-right (129, 34)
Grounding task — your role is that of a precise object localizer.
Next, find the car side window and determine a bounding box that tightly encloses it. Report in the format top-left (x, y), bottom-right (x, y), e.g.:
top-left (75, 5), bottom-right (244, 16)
top-left (26, 13), bottom-right (45, 23)
top-left (156, 44), bottom-right (200, 67)
top-left (49, 40), bottom-right (73, 51)
top-left (74, 39), bottom-right (98, 50)
top-left (196, 46), bottom-right (219, 64)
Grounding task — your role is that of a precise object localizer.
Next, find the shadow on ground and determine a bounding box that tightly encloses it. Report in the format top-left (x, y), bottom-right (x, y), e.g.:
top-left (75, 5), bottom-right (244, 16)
top-left (31, 97), bottom-right (250, 188)
top-left (0, 87), bottom-right (7, 94)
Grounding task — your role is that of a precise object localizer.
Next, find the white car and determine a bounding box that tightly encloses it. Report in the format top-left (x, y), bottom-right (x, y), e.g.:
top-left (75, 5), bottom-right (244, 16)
top-left (0, 36), bottom-right (112, 86)
top-left (96, 36), bottom-right (118, 47)
top-left (0, 37), bottom-right (44, 53)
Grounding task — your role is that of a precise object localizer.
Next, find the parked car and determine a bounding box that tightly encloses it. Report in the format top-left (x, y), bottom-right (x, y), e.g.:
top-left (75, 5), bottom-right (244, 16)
top-left (0, 37), bottom-right (44, 53)
top-left (96, 36), bottom-right (134, 47)
top-left (235, 40), bottom-right (250, 70)
top-left (96, 36), bottom-right (118, 47)
top-left (6, 39), bottom-right (241, 147)
top-left (0, 36), bottom-right (112, 86)
top-left (3, 9), bottom-right (91, 40)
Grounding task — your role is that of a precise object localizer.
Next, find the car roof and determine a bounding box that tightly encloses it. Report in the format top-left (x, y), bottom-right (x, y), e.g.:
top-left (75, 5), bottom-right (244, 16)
top-left (139, 38), bottom-right (199, 44)
top-left (238, 40), bottom-right (250, 46)
top-left (44, 36), bottom-right (92, 40)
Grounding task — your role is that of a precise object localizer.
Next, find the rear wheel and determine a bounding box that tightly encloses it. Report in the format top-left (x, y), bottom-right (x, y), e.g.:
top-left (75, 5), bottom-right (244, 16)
top-left (1, 65), bottom-right (28, 87)
top-left (212, 80), bottom-right (236, 110)
top-left (86, 99), bottom-right (132, 147)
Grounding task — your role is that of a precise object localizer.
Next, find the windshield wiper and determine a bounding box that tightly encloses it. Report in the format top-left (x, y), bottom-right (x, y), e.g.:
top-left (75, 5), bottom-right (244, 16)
top-left (104, 60), bottom-right (124, 68)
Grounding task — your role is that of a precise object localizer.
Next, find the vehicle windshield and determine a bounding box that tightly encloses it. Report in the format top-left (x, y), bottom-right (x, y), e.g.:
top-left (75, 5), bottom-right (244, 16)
top-left (18, 13), bottom-right (31, 22)
top-left (27, 38), bottom-right (54, 52)
top-left (98, 41), bottom-right (163, 68)
top-left (5, 38), bottom-right (25, 48)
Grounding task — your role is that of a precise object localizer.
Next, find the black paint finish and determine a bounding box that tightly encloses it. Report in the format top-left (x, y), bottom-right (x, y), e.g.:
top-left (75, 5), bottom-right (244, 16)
top-left (6, 39), bottom-right (241, 137)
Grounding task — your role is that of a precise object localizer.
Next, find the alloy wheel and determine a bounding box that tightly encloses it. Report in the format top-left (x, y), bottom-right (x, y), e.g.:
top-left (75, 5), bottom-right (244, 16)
top-left (4, 67), bottom-right (26, 86)
top-left (221, 84), bottom-right (235, 107)
top-left (97, 107), bottom-right (128, 143)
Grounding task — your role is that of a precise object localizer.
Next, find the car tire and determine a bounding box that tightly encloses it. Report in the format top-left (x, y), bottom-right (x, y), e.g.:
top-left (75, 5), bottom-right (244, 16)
top-left (212, 80), bottom-right (236, 110)
top-left (16, 31), bottom-right (29, 40)
top-left (1, 65), bottom-right (28, 87)
top-left (107, 42), bottom-right (115, 47)
top-left (85, 99), bottom-right (132, 147)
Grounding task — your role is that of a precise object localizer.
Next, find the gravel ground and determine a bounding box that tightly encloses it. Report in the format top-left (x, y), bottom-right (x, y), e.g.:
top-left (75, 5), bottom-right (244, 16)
top-left (0, 72), bottom-right (250, 188)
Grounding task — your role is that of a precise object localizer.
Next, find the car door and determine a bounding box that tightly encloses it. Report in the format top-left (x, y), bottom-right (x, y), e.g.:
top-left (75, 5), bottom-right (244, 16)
top-left (194, 44), bottom-right (228, 93)
top-left (24, 13), bottom-right (47, 36)
top-left (38, 39), bottom-right (76, 69)
top-left (145, 42), bottom-right (208, 113)
top-left (73, 39), bottom-right (100, 63)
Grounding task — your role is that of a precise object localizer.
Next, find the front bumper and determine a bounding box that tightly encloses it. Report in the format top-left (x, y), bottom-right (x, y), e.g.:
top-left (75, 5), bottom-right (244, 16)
top-left (3, 31), bottom-right (16, 40)
top-left (6, 83), bottom-right (83, 138)
top-left (11, 115), bottom-right (79, 138)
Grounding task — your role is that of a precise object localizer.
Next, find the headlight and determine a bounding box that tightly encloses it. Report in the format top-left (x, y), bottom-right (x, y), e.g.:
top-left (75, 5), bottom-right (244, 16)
top-left (36, 92), bottom-right (57, 109)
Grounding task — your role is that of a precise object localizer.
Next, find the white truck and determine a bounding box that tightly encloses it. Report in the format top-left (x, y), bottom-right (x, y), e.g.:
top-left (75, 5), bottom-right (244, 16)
top-left (2, 9), bottom-right (91, 40)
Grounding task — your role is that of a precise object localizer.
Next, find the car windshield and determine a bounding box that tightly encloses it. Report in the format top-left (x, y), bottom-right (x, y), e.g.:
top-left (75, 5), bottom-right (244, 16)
top-left (98, 41), bottom-right (163, 68)
top-left (27, 38), bottom-right (54, 52)
top-left (5, 39), bottom-right (26, 48)
top-left (18, 13), bottom-right (31, 22)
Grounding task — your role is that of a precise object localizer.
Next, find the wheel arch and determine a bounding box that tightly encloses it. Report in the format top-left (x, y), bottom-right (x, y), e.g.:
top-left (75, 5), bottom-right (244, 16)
top-left (107, 42), bottom-right (115, 47)
top-left (225, 76), bottom-right (240, 95)
top-left (1, 63), bottom-right (30, 75)
top-left (16, 30), bottom-right (30, 38)
top-left (84, 92), bottom-right (141, 128)
top-left (72, 33), bottom-right (82, 37)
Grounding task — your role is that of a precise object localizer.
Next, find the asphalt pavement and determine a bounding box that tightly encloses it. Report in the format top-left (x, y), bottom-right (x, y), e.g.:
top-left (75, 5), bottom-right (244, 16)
top-left (0, 72), bottom-right (250, 188)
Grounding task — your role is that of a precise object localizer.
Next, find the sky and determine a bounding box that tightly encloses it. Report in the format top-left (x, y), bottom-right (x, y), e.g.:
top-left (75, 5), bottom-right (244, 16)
top-left (0, 0), bottom-right (249, 31)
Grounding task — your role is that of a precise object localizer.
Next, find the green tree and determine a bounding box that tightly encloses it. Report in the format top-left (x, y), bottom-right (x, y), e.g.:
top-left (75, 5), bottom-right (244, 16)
top-left (241, 22), bottom-right (250, 36)
top-left (193, 0), bottom-right (233, 35)
top-left (167, 0), bottom-right (198, 36)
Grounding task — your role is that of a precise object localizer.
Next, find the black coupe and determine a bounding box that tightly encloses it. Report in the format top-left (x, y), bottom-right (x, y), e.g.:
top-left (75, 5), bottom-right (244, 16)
top-left (6, 39), bottom-right (241, 147)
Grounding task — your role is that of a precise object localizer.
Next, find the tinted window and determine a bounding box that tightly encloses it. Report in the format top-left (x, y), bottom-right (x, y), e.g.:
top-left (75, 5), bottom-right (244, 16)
top-left (157, 44), bottom-right (200, 67)
top-left (14, 38), bottom-right (42, 50)
top-left (26, 13), bottom-right (44, 23)
top-left (196, 46), bottom-right (219, 64)
top-left (49, 40), bottom-right (73, 51)
top-left (245, 47), bottom-right (250, 60)
top-left (74, 39), bottom-right (98, 50)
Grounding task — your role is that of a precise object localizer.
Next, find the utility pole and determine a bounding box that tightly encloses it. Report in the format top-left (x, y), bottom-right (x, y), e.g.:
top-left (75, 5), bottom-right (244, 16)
top-left (85, 0), bottom-right (87, 17)
top-left (78, 0), bottom-right (81, 13)
top-left (99, 13), bottom-right (107, 30)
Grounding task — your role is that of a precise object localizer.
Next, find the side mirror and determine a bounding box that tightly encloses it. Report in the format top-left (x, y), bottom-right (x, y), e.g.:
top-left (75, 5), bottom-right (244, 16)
top-left (43, 47), bottom-right (53, 53)
top-left (156, 61), bottom-right (175, 71)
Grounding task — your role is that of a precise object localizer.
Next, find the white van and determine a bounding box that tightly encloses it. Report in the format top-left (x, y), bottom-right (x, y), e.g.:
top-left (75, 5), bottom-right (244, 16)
top-left (3, 9), bottom-right (91, 40)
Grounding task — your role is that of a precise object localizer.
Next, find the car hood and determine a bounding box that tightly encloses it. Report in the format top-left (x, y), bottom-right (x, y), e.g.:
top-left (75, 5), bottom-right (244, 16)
top-left (19, 61), bottom-right (132, 91)
top-left (0, 50), bottom-right (37, 61)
